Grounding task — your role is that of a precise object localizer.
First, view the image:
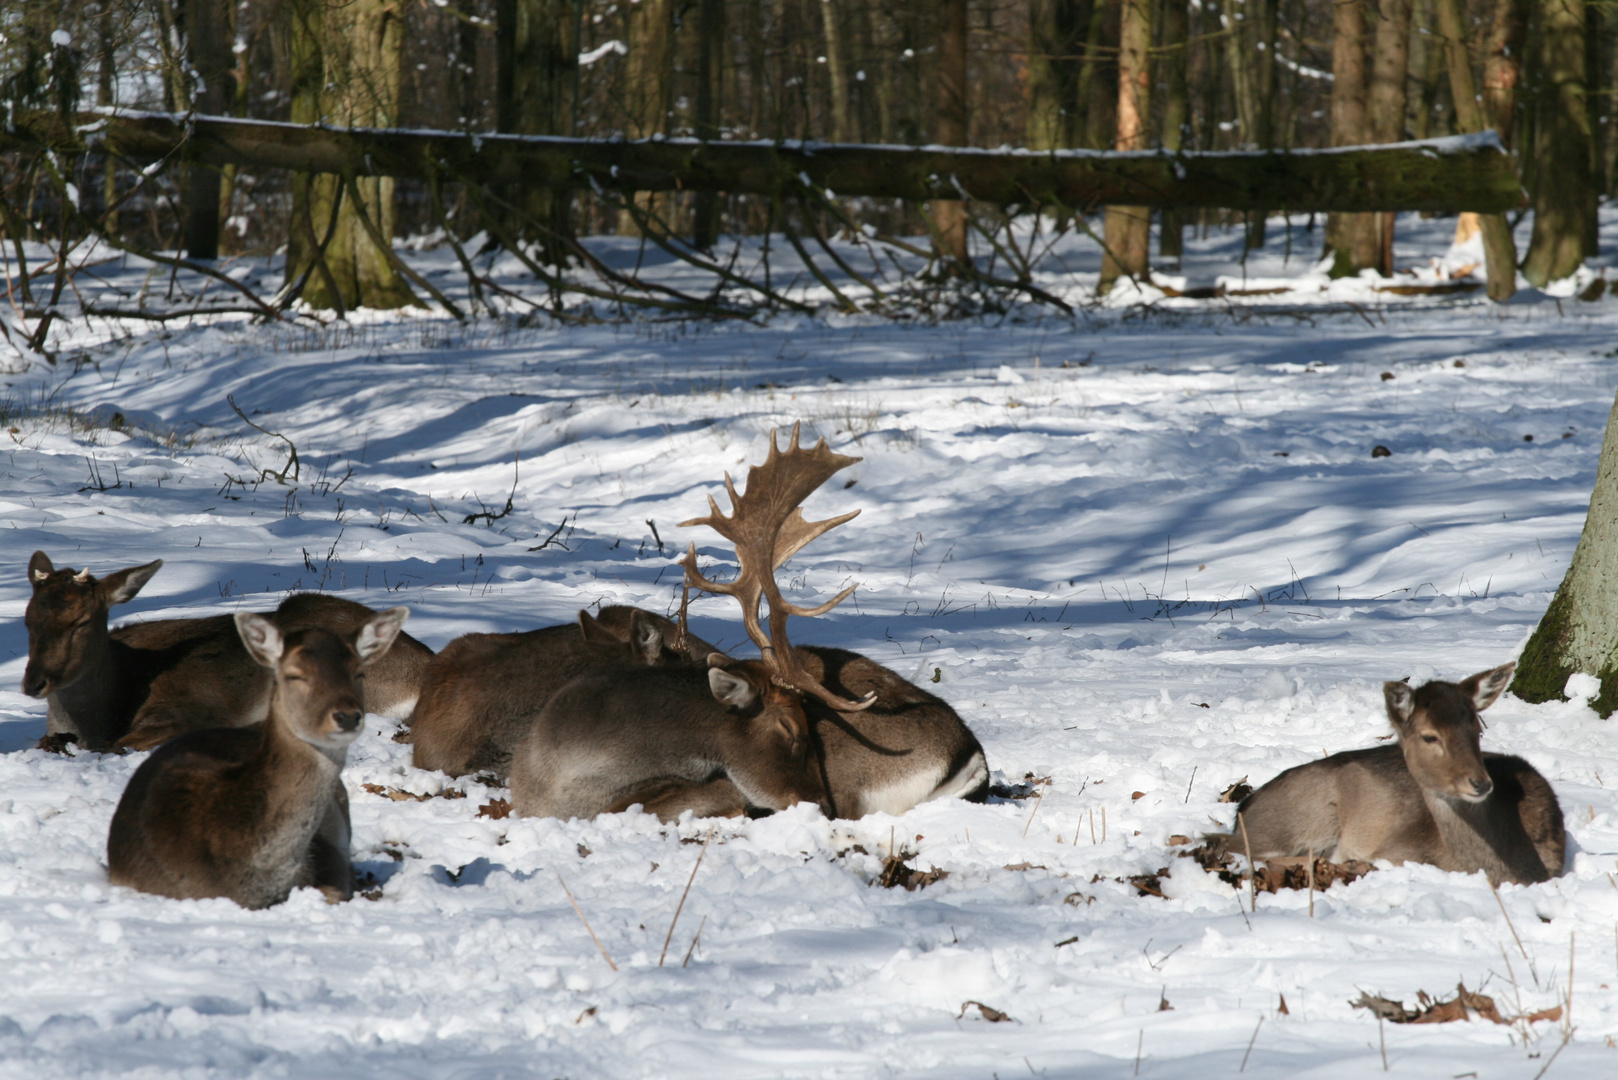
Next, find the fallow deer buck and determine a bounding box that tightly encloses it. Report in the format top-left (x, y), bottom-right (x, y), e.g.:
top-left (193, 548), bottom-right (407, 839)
top-left (410, 606), bottom-right (715, 779)
top-left (508, 424), bottom-right (987, 822)
top-left (1212, 662), bottom-right (1564, 886)
top-left (21, 551), bottom-right (431, 751)
top-left (106, 606), bottom-right (408, 909)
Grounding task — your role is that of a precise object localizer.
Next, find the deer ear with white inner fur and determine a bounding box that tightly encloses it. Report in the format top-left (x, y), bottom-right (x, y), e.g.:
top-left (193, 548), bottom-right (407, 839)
top-left (235, 613), bottom-right (285, 669)
top-left (356, 607), bottom-right (409, 663)
top-left (1384, 680), bottom-right (1415, 724)
top-left (100, 559), bottom-right (163, 606)
top-left (1461, 661), bottom-right (1517, 712)
top-left (27, 551), bottom-right (53, 586)
top-left (707, 665), bottom-right (756, 708)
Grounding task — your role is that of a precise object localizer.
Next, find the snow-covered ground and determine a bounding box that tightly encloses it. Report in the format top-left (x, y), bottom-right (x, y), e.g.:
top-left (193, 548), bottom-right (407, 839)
top-left (4, 212), bottom-right (1618, 1077)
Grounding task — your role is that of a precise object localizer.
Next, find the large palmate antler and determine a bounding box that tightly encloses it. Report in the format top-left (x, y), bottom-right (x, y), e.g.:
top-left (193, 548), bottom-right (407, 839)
top-left (680, 423), bottom-right (876, 711)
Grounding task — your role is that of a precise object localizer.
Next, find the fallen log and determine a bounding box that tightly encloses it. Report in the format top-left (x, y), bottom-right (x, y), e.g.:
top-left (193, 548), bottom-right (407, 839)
top-left (1, 110), bottom-right (1524, 214)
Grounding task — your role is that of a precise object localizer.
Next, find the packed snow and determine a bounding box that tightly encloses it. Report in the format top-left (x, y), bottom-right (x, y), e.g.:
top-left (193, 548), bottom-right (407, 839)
top-left (3, 213), bottom-right (1618, 1078)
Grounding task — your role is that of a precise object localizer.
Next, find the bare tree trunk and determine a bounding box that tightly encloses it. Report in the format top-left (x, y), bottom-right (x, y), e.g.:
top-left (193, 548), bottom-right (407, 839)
top-left (616, 0), bottom-right (674, 236)
top-left (1434, 0), bottom-right (1517, 300)
top-left (182, 0), bottom-right (231, 260)
top-left (1245, 0), bottom-right (1278, 248)
top-left (1522, 0), bottom-right (1594, 286)
top-left (1028, 0), bottom-right (1091, 151)
top-left (497, 0), bottom-right (579, 258)
top-left (1515, 387), bottom-right (1618, 714)
top-left (821, 0), bottom-right (851, 143)
top-left (1099, 0), bottom-right (1152, 293)
top-left (1080, 0), bottom-right (1120, 148)
top-left (96, 0), bottom-right (118, 234)
top-left (286, 0), bottom-right (418, 311)
top-left (1368, 0), bottom-right (1413, 274)
top-left (692, 0), bottom-right (724, 249)
top-left (1159, 0), bottom-right (1189, 261)
top-left (1325, 0), bottom-right (1375, 276)
top-left (1483, 0), bottom-right (1531, 148)
top-left (930, 0), bottom-right (969, 265)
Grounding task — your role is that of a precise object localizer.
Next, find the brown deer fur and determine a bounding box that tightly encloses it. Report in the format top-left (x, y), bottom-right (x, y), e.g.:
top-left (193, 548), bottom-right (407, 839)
top-left (508, 654), bottom-right (831, 821)
top-left (106, 607), bottom-right (407, 909)
top-left (410, 606), bottom-right (714, 779)
top-left (21, 551), bottom-right (431, 751)
top-left (1215, 662), bottom-right (1564, 885)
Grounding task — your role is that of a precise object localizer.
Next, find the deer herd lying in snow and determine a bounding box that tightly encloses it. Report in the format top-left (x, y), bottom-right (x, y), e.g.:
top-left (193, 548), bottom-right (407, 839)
top-left (19, 426), bottom-right (1564, 909)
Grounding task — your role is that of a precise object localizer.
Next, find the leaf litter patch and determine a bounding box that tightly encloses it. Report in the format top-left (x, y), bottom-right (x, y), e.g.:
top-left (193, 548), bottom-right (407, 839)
top-left (1352, 983), bottom-right (1563, 1026)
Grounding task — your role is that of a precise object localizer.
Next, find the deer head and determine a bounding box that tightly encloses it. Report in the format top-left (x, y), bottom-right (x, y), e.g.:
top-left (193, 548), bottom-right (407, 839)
top-left (679, 423), bottom-right (876, 715)
top-left (22, 551), bottom-right (163, 698)
top-left (1384, 661), bottom-right (1514, 803)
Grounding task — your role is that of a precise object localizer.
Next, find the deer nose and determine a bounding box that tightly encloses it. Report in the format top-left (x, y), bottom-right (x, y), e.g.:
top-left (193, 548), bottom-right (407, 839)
top-left (333, 709), bottom-right (363, 733)
top-left (1471, 776), bottom-right (1493, 798)
top-left (20, 666), bottom-right (48, 698)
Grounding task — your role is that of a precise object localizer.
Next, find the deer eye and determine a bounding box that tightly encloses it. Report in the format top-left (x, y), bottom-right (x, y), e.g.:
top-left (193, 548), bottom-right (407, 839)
top-left (1421, 734), bottom-right (1439, 744)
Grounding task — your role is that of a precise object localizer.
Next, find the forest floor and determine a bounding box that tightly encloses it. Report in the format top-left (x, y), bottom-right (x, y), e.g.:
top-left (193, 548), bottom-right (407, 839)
top-left (1, 211), bottom-right (1618, 1077)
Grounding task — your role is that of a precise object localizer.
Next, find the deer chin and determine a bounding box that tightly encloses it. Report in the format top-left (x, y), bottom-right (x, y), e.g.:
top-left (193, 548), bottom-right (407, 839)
top-left (1447, 783), bottom-right (1494, 805)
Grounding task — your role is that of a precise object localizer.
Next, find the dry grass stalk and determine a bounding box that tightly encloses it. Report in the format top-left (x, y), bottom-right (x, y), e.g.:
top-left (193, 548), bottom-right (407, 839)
top-left (1240, 1014), bottom-right (1264, 1072)
top-left (659, 830), bottom-right (713, 967)
top-left (557, 873), bottom-right (618, 972)
top-left (1021, 781), bottom-right (1047, 837)
top-left (1239, 811), bottom-right (1257, 913)
top-left (681, 914), bottom-right (708, 969)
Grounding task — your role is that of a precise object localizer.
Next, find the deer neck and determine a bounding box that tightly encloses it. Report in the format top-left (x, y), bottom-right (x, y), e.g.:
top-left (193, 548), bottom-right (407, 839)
top-left (1421, 787), bottom-right (1546, 885)
top-left (47, 626), bottom-right (124, 738)
top-left (241, 698), bottom-right (342, 866)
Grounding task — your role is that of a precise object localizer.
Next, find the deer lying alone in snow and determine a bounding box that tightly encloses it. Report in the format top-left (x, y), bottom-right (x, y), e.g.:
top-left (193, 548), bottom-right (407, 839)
top-left (106, 607), bottom-right (408, 908)
top-left (1214, 662), bottom-right (1564, 886)
top-left (21, 551), bottom-right (431, 750)
top-left (508, 424), bottom-right (987, 822)
top-left (410, 606), bottom-right (715, 779)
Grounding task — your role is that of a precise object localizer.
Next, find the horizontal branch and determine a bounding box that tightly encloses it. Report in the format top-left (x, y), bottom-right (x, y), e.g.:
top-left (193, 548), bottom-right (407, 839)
top-left (3, 111), bottom-right (1524, 213)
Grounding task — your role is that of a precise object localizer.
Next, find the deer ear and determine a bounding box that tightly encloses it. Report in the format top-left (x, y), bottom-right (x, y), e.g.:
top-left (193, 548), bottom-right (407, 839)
top-left (629, 611), bottom-right (665, 664)
top-left (356, 607), bottom-right (409, 663)
top-left (707, 666), bottom-right (757, 708)
top-left (27, 551), bottom-right (53, 587)
top-left (577, 609), bottom-right (616, 644)
top-left (1461, 661), bottom-right (1516, 712)
top-left (235, 612), bottom-right (285, 668)
top-left (100, 560), bottom-right (162, 605)
top-left (1384, 680), bottom-right (1415, 725)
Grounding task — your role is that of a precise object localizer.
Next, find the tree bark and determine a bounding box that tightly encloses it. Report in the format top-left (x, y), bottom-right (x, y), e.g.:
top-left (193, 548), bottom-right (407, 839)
top-left (1246, 0), bottom-right (1279, 248)
top-left (1515, 388), bottom-right (1618, 714)
top-left (1483, 0), bottom-right (1531, 149)
top-left (1326, 0), bottom-right (1377, 277)
top-left (930, 0), bottom-right (970, 265)
top-left (1099, 0), bottom-right (1152, 293)
top-left (1368, 0), bottom-right (1413, 274)
top-left (1522, 0), bottom-right (1594, 287)
top-left (1434, 0), bottom-right (1518, 300)
top-left (616, 0), bottom-right (674, 236)
top-left (497, 0), bottom-right (580, 258)
top-left (8, 111), bottom-right (1525, 212)
top-left (182, 0), bottom-right (231, 260)
top-left (692, 0), bottom-right (725, 249)
top-left (821, 0), bottom-right (852, 143)
top-left (284, 0), bottom-right (417, 312)
top-left (1027, 0), bottom-right (1091, 152)
top-left (1158, 0), bottom-right (1189, 261)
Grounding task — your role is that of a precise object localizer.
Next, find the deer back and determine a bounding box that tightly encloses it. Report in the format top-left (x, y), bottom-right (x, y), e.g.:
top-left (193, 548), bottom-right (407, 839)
top-left (410, 606), bottom-right (713, 779)
top-left (508, 657), bottom-right (830, 822)
top-left (107, 608), bottom-right (405, 909)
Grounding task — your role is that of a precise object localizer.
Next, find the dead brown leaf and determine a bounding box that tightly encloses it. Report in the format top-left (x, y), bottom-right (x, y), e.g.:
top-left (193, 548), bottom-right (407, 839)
top-left (876, 851), bottom-right (948, 891)
top-left (958, 1000), bottom-right (1013, 1023)
top-left (361, 783), bottom-right (466, 803)
top-left (1217, 778), bottom-right (1253, 804)
top-left (477, 798), bottom-right (512, 820)
top-left (1351, 983), bottom-right (1555, 1026)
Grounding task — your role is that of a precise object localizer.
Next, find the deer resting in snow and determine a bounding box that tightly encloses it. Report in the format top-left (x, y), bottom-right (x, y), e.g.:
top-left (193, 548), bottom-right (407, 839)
top-left (21, 551), bottom-right (431, 751)
top-left (410, 606), bottom-right (715, 779)
top-left (1213, 662), bottom-right (1564, 885)
top-left (106, 607), bottom-right (407, 908)
top-left (508, 424), bottom-right (987, 821)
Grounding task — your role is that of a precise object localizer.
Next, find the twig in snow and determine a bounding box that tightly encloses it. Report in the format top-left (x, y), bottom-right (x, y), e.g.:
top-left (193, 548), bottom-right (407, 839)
top-left (681, 914), bottom-right (708, 969)
top-left (1240, 1014), bottom-right (1264, 1072)
top-left (1021, 781), bottom-right (1047, 837)
top-left (557, 873), bottom-right (617, 972)
top-left (1239, 811), bottom-right (1257, 913)
top-left (1184, 766), bottom-right (1197, 804)
top-left (659, 830), bottom-right (712, 966)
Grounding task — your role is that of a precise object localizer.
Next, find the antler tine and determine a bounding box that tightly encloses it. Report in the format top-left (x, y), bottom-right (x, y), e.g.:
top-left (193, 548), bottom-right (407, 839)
top-left (679, 423), bottom-right (876, 712)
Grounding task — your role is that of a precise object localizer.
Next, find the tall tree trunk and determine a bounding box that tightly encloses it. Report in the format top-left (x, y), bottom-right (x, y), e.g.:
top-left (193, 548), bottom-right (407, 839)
top-left (1028, 0), bottom-right (1091, 151)
top-left (1099, 0), bottom-right (1152, 293)
top-left (1244, 0), bottom-right (1278, 248)
top-left (930, 0), bottom-right (970, 265)
top-left (1325, 0), bottom-right (1375, 276)
top-left (1522, 0), bottom-right (1594, 286)
top-left (1483, 0), bottom-right (1531, 147)
top-left (183, 0), bottom-right (231, 259)
top-left (1080, 0), bottom-right (1120, 148)
top-left (1368, 0), bottom-right (1413, 275)
top-left (1159, 0), bottom-right (1189, 261)
top-left (821, 0), bottom-right (851, 143)
top-left (96, 0), bottom-right (118, 233)
top-left (285, 0), bottom-right (418, 312)
top-left (692, 0), bottom-right (724, 249)
top-left (497, 0), bottom-right (579, 258)
top-left (616, 0), bottom-right (674, 236)
top-left (1434, 0), bottom-right (1518, 300)
top-left (1515, 388), bottom-right (1618, 714)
